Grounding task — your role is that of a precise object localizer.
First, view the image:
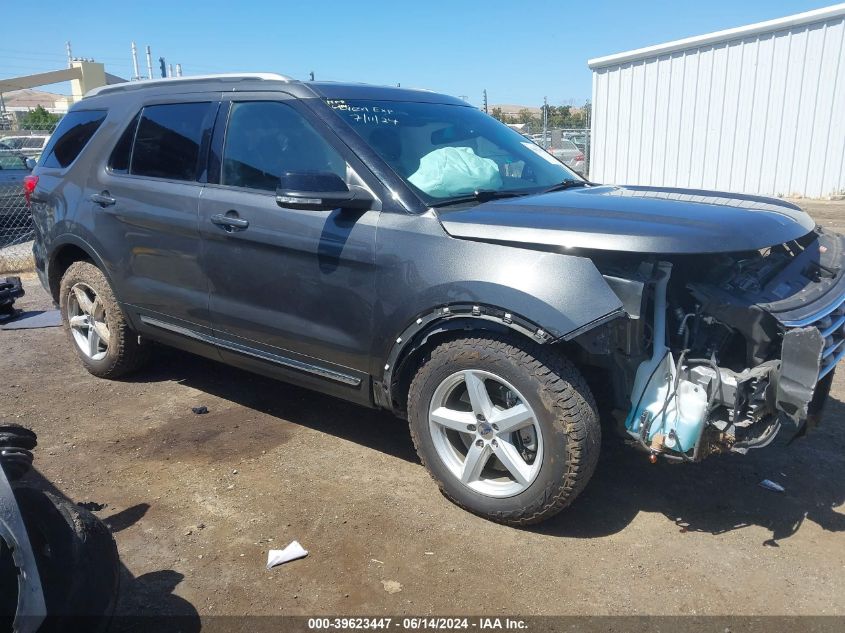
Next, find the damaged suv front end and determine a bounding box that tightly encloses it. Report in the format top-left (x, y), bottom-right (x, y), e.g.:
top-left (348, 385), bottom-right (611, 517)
top-left (601, 224), bottom-right (843, 463)
top-left (437, 183), bottom-right (842, 464)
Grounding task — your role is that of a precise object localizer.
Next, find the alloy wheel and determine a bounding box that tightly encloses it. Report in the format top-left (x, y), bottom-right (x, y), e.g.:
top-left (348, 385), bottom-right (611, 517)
top-left (67, 282), bottom-right (110, 361)
top-left (428, 370), bottom-right (543, 498)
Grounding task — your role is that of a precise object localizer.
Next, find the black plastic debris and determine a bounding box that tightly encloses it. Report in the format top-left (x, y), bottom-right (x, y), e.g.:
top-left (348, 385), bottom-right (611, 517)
top-left (78, 501), bottom-right (107, 511)
top-left (0, 277), bottom-right (25, 322)
top-left (191, 406), bottom-right (209, 415)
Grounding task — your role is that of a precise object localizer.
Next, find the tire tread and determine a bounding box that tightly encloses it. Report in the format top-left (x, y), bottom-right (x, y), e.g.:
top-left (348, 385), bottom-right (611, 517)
top-left (407, 334), bottom-right (600, 526)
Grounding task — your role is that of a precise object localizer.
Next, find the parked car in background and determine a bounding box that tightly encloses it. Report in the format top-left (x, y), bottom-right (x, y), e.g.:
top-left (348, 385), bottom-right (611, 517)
top-left (567, 135), bottom-right (588, 152)
top-left (550, 138), bottom-right (586, 174)
top-left (28, 74), bottom-right (845, 526)
top-left (0, 135), bottom-right (51, 160)
top-left (0, 151), bottom-right (35, 234)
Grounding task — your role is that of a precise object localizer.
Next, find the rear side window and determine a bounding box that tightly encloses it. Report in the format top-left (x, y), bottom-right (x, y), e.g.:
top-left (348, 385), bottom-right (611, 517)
top-left (108, 113), bottom-right (140, 174)
top-left (130, 102), bottom-right (212, 180)
top-left (41, 110), bottom-right (106, 169)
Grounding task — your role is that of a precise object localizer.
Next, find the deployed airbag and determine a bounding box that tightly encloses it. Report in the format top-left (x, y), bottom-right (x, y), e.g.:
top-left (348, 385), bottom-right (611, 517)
top-left (408, 146), bottom-right (502, 198)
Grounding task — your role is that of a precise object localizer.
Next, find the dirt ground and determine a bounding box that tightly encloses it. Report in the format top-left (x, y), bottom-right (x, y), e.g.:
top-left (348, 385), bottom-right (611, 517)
top-left (2, 199), bottom-right (845, 624)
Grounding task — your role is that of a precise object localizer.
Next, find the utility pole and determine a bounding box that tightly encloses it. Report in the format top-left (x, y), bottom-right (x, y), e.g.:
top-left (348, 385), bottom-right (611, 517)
top-left (482, 89), bottom-right (488, 114)
top-left (66, 41), bottom-right (73, 69)
top-left (130, 42), bottom-right (141, 81)
top-left (145, 46), bottom-right (154, 80)
top-left (542, 96), bottom-right (548, 149)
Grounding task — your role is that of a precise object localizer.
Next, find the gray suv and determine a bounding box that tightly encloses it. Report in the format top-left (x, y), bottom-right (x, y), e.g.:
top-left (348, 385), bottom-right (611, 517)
top-left (29, 73), bottom-right (843, 525)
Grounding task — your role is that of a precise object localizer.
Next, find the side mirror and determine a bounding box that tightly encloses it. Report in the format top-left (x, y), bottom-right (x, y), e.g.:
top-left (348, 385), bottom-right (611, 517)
top-left (25, 157), bottom-right (37, 171)
top-left (276, 171), bottom-right (373, 211)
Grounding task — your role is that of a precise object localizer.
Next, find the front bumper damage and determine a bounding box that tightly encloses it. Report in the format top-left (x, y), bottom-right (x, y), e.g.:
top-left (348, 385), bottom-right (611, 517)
top-left (622, 231), bottom-right (845, 460)
top-left (777, 326), bottom-right (826, 424)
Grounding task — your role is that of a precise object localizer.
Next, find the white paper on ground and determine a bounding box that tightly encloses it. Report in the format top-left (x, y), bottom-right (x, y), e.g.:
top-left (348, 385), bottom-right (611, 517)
top-left (266, 540), bottom-right (308, 569)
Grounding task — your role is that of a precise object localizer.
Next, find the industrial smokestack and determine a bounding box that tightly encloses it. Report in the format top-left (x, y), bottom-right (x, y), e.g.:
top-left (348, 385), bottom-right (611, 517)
top-left (131, 42), bottom-right (141, 81)
top-left (168, 63), bottom-right (173, 78)
top-left (145, 45), bottom-right (153, 80)
top-left (175, 64), bottom-right (183, 77)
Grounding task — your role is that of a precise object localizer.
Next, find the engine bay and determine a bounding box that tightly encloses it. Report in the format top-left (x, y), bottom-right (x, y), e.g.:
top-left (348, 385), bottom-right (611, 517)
top-left (580, 226), bottom-right (845, 462)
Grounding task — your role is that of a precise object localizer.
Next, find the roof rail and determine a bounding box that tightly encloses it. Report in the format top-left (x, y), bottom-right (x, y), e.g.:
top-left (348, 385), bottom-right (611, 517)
top-left (84, 73), bottom-right (293, 98)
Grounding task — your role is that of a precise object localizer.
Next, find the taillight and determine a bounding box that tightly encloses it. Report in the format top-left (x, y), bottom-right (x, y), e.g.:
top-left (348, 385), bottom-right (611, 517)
top-left (575, 153), bottom-right (585, 162)
top-left (23, 174), bottom-right (38, 206)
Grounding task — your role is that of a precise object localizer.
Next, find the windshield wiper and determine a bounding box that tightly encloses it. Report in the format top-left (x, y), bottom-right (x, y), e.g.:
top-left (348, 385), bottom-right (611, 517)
top-left (430, 190), bottom-right (526, 208)
top-left (540, 179), bottom-right (589, 194)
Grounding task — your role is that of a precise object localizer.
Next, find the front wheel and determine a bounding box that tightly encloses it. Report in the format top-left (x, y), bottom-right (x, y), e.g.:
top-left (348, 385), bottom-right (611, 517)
top-left (407, 334), bottom-right (600, 526)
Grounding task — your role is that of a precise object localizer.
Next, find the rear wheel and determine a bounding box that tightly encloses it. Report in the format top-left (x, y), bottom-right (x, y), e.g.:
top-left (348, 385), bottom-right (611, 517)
top-left (407, 334), bottom-right (600, 525)
top-left (59, 261), bottom-right (149, 378)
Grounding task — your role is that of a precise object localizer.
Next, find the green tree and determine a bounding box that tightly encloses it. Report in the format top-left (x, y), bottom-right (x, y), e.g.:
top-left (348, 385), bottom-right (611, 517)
top-left (490, 107), bottom-right (504, 121)
top-left (517, 109), bottom-right (535, 125)
top-left (19, 105), bottom-right (60, 131)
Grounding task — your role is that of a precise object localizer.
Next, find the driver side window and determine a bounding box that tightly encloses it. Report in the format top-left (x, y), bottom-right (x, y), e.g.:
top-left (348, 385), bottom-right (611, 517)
top-left (222, 101), bottom-right (346, 192)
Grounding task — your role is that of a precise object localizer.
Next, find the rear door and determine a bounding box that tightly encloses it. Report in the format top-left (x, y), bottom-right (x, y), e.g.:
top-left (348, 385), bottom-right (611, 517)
top-left (86, 97), bottom-right (219, 334)
top-left (198, 94), bottom-right (380, 402)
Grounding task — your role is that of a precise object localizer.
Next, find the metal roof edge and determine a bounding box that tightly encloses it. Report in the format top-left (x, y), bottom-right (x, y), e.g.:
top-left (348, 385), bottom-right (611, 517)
top-left (588, 3), bottom-right (845, 69)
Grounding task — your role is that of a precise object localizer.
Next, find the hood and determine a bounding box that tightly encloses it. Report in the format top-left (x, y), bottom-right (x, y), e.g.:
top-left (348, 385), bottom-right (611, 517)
top-left (437, 185), bottom-right (816, 254)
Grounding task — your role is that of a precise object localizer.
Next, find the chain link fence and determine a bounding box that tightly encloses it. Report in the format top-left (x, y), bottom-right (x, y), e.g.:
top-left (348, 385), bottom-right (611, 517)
top-left (501, 123), bottom-right (592, 176)
top-left (533, 128), bottom-right (591, 177)
top-left (1, 120), bottom-right (59, 273)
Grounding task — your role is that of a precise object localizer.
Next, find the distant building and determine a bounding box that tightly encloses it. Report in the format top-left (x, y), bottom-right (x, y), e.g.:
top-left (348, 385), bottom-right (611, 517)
top-left (492, 104), bottom-right (585, 120)
top-left (589, 3), bottom-right (845, 198)
top-left (0, 89), bottom-right (72, 114)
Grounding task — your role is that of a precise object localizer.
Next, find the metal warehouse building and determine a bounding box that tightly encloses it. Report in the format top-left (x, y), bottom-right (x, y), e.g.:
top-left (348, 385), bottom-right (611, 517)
top-left (588, 3), bottom-right (845, 198)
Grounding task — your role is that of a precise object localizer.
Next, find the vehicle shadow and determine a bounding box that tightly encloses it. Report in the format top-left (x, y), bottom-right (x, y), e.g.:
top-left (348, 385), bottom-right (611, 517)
top-left (129, 346), bottom-right (419, 464)
top-left (18, 469), bottom-right (201, 632)
top-left (533, 397), bottom-right (845, 544)
top-left (134, 347), bottom-right (844, 545)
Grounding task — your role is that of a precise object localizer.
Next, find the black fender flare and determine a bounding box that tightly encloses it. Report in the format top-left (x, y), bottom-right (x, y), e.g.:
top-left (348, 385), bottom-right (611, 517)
top-left (376, 302), bottom-right (622, 412)
top-left (46, 234), bottom-right (112, 300)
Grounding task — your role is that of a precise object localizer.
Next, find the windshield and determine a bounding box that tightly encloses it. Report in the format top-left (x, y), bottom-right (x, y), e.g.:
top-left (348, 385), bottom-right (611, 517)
top-left (0, 154), bottom-right (28, 170)
top-left (326, 99), bottom-right (580, 204)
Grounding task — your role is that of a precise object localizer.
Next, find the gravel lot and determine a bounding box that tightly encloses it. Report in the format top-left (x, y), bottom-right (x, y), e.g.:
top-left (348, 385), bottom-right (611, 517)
top-left (2, 200), bottom-right (844, 624)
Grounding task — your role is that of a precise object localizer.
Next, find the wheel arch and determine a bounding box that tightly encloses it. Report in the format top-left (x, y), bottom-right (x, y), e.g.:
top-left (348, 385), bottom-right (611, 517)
top-left (379, 303), bottom-right (607, 417)
top-left (47, 235), bottom-right (110, 303)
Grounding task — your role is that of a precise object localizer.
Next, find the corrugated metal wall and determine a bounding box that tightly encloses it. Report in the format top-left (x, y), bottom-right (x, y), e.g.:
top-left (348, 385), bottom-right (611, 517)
top-left (590, 11), bottom-right (845, 198)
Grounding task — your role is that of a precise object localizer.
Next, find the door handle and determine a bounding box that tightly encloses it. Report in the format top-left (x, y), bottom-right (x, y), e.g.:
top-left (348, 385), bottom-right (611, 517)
top-left (90, 192), bottom-right (116, 207)
top-left (211, 212), bottom-right (249, 231)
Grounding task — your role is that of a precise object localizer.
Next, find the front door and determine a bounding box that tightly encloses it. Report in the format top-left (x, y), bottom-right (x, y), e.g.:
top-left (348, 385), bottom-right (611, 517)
top-left (198, 96), bottom-right (380, 402)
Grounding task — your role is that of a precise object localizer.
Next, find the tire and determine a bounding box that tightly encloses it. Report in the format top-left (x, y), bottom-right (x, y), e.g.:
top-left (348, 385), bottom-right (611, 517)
top-left (59, 261), bottom-right (149, 378)
top-left (12, 486), bottom-right (120, 631)
top-left (407, 333), bottom-right (600, 526)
